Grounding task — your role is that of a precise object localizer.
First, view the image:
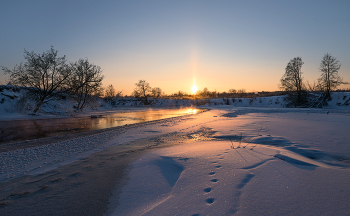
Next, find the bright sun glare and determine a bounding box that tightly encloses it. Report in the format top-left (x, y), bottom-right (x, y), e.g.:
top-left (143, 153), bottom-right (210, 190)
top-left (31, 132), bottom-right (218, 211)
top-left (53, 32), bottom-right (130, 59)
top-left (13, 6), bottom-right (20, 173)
top-left (191, 85), bottom-right (198, 94)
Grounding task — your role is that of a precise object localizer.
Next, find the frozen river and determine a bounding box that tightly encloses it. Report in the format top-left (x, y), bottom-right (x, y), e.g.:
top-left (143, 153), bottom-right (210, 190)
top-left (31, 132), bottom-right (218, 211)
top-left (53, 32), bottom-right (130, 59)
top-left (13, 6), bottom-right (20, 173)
top-left (0, 108), bottom-right (202, 143)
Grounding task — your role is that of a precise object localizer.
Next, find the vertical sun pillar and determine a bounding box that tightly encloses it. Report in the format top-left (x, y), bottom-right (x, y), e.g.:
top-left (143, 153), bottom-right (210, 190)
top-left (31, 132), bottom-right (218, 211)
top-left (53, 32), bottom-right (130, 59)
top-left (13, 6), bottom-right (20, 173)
top-left (191, 45), bottom-right (198, 95)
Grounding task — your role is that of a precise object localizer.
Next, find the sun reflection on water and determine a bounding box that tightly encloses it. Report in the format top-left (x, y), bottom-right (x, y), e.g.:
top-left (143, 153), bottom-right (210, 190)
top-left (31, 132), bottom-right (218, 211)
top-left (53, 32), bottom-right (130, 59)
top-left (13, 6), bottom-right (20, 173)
top-left (0, 108), bottom-right (204, 143)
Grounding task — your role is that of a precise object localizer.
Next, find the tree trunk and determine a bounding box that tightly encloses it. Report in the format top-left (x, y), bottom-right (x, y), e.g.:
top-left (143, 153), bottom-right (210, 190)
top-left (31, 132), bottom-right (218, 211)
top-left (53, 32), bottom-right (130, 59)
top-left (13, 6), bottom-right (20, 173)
top-left (33, 101), bottom-right (43, 113)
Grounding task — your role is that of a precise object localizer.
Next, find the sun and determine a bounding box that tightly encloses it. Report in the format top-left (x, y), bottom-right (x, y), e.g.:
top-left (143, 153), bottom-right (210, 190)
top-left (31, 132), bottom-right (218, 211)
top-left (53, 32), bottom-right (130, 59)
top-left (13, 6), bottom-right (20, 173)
top-left (191, 84), bottom-right (198, 94)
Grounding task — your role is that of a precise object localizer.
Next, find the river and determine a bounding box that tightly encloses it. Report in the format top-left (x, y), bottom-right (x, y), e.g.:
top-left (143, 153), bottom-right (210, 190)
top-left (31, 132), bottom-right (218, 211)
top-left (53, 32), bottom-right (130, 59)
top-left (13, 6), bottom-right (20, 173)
top-left (0, 108), bottom-right (203, 143)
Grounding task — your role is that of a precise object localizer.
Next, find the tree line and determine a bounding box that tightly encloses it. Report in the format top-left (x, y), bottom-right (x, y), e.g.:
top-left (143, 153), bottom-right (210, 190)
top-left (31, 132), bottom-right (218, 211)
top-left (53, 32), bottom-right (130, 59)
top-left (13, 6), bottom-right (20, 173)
top-left (129, 80), bottom-right (278, 103)
top-left (280, 53), bottom-right (347, 106)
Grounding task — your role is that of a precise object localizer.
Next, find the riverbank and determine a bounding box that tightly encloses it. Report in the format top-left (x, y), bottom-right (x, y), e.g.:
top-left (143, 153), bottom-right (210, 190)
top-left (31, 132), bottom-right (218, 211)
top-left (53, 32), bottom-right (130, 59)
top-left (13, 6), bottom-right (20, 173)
top-left (0, 110), bottom-right (213, 215)
top-left (1, 85), bottom-right (349, 122)
top-left (0, 107), bottom-right (203, 145)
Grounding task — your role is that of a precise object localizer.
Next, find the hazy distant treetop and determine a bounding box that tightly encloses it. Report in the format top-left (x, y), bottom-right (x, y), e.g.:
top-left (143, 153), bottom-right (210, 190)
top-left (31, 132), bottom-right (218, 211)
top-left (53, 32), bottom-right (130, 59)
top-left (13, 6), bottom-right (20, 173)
top-left (133, 80), bottom-right (152, 104)
top-left (105, 84), bottom-right (116, 99)
top-left (172, 90), bottom-right (186, 97)
top-left (228, 89), bottom-right (237, 94)
top-left (151, 87), bottom-right (162, 98)
top-left (237, 89), bottom-right (246, 94)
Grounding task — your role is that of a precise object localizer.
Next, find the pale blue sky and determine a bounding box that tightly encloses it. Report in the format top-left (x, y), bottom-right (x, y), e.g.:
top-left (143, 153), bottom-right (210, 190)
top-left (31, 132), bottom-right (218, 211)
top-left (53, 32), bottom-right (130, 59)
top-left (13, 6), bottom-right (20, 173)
top-left (1, 0), bottom-right (349, 94)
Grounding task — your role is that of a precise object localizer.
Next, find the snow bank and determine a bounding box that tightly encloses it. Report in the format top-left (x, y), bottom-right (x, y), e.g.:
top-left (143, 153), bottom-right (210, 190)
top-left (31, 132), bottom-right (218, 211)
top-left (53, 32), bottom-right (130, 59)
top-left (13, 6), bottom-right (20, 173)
top-left (1, 85), bottom-right (349, 120)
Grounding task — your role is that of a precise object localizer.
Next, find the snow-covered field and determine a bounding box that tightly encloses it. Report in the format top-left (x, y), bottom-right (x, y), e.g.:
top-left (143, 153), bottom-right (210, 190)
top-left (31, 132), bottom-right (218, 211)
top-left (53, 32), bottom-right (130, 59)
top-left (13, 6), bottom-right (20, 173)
top-left (1, 87), bottom-right (350, 215)
top-left (106, 108), bottom-right (350, 216)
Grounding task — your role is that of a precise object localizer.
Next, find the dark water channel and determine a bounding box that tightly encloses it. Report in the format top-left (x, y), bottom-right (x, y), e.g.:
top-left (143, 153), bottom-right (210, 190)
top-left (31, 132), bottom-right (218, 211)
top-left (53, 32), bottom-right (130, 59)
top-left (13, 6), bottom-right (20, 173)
top-left (0, 108), bottom-right (202, 143)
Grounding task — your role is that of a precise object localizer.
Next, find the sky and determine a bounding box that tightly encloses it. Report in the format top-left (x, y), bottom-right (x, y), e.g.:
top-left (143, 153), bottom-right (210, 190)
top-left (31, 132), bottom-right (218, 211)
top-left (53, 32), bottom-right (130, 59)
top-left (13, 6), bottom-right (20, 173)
top-left (1, 0), bottom-right (349, 95)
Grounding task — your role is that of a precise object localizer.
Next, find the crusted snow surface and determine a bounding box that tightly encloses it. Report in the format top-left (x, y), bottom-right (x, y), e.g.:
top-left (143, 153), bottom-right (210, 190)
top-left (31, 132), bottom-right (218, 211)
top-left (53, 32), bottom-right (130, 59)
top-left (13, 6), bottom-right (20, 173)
top-left (109, 107), bottom-right (350, 216)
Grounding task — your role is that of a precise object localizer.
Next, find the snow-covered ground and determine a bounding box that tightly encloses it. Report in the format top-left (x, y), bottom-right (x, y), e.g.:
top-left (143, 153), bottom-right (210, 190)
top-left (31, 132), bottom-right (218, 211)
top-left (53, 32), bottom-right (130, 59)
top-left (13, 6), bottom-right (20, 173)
top-left (1, 106), bottom-right (349, 215)
top-left (1, 86), bottom-right (350, 215)
top-left (106, 108), bottom-right (350, 216)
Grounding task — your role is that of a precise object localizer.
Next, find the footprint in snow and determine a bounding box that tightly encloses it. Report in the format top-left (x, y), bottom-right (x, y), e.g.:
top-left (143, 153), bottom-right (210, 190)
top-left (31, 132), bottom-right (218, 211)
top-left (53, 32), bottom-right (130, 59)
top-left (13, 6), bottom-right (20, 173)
top-left (204, 188), bottom-right (212, 193)
top-left (211, 179), bottom-right (218, 183)
top-left (209, 172), bottom-right (215, 175)
top-left (206, 198), bottom-right (215, 204)
top-left (215, 165), bottom-right (221, 169)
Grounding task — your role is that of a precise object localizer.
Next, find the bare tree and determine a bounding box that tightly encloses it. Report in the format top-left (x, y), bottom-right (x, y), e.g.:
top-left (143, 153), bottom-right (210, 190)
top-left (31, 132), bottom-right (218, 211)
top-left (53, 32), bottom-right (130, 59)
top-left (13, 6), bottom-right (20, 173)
top-left (1, 46), bottom-right (71, 113)
top-left (198, 87), bottom-right (214, 98)
top-left (318, 53), bottom-right (345, 99)
top-left (199, 87), bottom-right (210, 97)
top-left (228, 89), bottom-right (236, 94)
top-left (105, 84), bottom-right (116, 99)
top-left (68, 59), bottom-right (104, 110)
top-left (151, 87), bottom-right (162, 98)
top-left (115, 90), bottom-right (123, 98)
top-left (91, 86), bottom-right (104, 97)
top-left (306, 80), bottom-right (318, 92)
top-left (172, 90), bottom-right (186, 98)
top-left (133, 80), bottom-right (151, 104)
top-left (280, 57), bottom-right (305, 105)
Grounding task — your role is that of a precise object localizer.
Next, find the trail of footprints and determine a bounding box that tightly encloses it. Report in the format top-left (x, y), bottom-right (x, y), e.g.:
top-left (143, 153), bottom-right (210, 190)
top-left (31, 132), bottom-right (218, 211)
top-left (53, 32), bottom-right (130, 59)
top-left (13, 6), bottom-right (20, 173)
top-left (180, 117), bottom-right (256, 215)
top-left (202, 153), bottom-right (225, 206)
top-left (193, 148), bottom-right (255, 215)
